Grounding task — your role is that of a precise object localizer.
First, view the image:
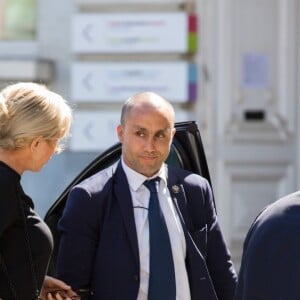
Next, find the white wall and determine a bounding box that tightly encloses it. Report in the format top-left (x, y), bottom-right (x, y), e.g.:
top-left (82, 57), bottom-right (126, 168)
top-left (3, 0), bottom-right (300, 270)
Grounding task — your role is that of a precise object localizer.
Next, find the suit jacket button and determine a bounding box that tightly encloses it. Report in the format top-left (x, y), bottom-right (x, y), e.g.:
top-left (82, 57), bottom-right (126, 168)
top-left (133, 274), bottom-right (139, 281)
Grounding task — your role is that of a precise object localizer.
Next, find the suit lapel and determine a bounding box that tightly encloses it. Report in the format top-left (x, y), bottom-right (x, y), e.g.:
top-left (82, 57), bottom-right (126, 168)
top-left (167, 167), bottom-right (193, 231)
top-left (114, 162), bottom-right (139, 264)
top-left (166, 167), bottom-right (218, 299)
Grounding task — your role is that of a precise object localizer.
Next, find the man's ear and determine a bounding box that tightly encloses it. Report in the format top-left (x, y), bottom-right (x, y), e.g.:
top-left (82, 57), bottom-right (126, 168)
top-left (117, 124), bottom-right (124, 143)
top-left (172, 128), bottom-right (176, 138)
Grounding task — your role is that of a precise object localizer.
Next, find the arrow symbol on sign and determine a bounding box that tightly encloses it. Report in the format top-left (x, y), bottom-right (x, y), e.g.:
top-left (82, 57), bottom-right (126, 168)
top-left (82, 23), bottom-right (94, 43)
top-left (82, 72), bottom-right (94, 91)
top-left (83, 121), bottom-right (94, 141)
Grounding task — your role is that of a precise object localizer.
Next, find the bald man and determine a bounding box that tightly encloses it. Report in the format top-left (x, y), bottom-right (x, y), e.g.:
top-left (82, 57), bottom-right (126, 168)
top-left (56, 92), bottom-right (237, 300)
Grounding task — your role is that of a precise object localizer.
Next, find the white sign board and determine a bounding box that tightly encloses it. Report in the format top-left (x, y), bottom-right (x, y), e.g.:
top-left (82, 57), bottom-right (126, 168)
top-left (70, 110), bottom-right (193, 151)
top-left (72, 12), bottom-right (188, 53)
top-left (70, 111), bottom-right (119, 151)
top-left (71, 61), bottom-right (197, 103)
top-left (75, 0), bottom-right (185, 4)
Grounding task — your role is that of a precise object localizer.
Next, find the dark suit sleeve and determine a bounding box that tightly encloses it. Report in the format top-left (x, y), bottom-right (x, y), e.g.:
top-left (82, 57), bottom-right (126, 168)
top-left (56, 185), bottom-right (103, 289)
top-left (186, 176), bottom-right (237, 300)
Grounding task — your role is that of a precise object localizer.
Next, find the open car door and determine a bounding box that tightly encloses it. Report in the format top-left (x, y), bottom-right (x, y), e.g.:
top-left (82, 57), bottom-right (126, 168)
top-left (44, 121), bottom-right (213, 275)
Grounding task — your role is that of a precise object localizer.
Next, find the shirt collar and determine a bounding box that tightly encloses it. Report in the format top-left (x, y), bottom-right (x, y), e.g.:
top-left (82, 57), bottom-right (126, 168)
top-left (121, 157), bottom-right (167, 192)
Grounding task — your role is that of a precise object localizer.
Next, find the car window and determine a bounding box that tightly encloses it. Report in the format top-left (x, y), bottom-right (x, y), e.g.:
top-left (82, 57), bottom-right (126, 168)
top-left (166, 144), bottom-right (183, 167)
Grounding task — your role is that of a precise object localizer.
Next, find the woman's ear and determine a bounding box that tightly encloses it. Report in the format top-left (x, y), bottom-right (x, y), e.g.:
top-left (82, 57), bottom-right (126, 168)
top-left (30, 137), bottom-right (42, 152)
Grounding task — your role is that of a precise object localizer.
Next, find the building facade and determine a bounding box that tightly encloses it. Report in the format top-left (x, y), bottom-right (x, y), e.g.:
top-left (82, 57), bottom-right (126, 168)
top-left (0, 0), bottom-right (299, 269)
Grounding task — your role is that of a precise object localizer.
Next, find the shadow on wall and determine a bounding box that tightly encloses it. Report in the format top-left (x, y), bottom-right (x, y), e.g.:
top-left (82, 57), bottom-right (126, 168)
top-left (21, 151), bottom-right (99, 217)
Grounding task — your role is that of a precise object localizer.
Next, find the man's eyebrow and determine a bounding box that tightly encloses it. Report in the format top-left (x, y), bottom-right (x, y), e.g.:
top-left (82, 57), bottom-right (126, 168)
top-left (131, 125), bottom-right (172, 132)
top-left (131, 125), bottom-right (146, 130)
top-left (159, 127), bottom-right (173, 132)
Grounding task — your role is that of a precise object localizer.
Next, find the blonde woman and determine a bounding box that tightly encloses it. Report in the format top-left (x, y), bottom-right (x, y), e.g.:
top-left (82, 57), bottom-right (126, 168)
top-left (0, 82), bottom-right (77, 299)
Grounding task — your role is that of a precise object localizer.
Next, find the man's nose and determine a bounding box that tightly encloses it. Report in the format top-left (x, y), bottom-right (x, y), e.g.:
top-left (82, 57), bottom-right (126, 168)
top-left (144, 137), bottom-right (155, 150)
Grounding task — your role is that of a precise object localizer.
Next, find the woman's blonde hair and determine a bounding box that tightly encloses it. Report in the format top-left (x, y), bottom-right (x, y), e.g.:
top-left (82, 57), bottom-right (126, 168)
top-left (0, 82), bottom-right (72, 152)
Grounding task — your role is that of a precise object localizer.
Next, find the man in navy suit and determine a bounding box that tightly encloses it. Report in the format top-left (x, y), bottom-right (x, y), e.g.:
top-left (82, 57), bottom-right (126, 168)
top-left (56, 92), bottom-right (237, 299)
top-left (235, 191), bottom-right (300, 300)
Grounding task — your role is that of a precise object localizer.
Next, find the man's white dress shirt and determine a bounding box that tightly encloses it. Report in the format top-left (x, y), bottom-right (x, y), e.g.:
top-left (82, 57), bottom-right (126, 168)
top-left (122, 159), bottom-right (191, 300)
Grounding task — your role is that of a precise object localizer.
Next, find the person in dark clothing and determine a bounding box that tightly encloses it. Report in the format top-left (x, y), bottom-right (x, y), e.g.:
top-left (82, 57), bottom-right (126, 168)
top-left (235, 191), bottom-right (300, 300)
top-left (0, 82), bottom-right (76, 299)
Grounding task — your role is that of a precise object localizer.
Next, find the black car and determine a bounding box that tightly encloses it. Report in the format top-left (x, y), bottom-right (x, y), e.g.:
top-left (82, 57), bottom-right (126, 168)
top-left (44, 120), bottom-right (213, 275)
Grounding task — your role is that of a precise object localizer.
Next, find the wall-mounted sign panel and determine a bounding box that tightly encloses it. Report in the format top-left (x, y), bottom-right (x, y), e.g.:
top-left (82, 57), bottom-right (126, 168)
top-left (75, 0), bottom-right (186, 3)
top-left (70, 111), bottom-right (119, 152)
top-left (70, 110), bottom-right (193, 151)
top-left (71, 61), bottom-right (197, 103)
top-left (0, 59), bottom-right (53, 81)
top-left (72, 12), bottom-right (197, 53)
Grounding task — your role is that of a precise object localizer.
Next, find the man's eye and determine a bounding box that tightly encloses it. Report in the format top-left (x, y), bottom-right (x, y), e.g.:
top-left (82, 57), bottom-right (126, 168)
top-left (136, 131), bottom-right (145, 137)
top-left (156, 133), bottom-right (165, 139)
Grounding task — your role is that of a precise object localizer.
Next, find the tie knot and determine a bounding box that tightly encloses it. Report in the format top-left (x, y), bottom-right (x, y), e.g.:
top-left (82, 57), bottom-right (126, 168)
top-left (144, 177), bottom-right (160, 193)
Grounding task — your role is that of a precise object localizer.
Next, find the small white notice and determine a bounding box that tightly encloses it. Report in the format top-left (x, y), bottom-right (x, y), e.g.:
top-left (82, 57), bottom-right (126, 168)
top-left (242, 53), bottom-right (269, 89)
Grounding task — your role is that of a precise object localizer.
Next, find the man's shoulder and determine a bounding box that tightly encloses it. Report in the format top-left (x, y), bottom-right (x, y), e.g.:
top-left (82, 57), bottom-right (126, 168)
top-left (248, 191), bottom-right (300, 243)
top-left (276, 190), bottom-right (300, 207)
top-left (238, 191), bottom-right (300, 300)
top-left (258, 191), bottom-right (300, 221)
top-left (73, 163), bottom-right (118, 194)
